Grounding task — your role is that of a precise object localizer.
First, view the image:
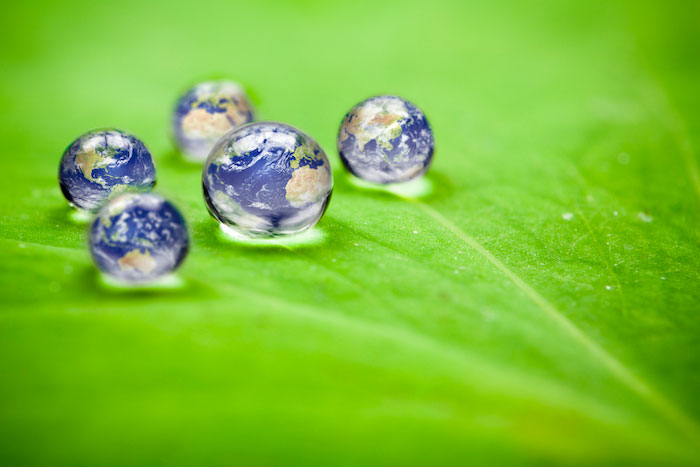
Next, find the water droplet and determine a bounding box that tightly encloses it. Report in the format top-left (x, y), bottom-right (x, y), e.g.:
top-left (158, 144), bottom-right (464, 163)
top-left (605, 285), bottom-right (613, 290)
top-left (562, 212), bottom-right (574, 221)
top-left (613, 211), bottom-right (618, 216)
top-left (637, 212), bottom-right (653, 223)
top-left (412, 230), bottom-right (419, 234)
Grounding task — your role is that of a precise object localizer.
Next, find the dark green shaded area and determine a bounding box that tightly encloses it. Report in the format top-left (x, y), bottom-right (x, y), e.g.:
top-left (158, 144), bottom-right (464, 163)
top-left (1, 0), bottom-right (699, 465)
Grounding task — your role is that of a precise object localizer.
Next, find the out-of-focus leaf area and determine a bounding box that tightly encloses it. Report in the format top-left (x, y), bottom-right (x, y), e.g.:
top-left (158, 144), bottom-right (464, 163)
top-left (1, 1), bottom-right (699, 465)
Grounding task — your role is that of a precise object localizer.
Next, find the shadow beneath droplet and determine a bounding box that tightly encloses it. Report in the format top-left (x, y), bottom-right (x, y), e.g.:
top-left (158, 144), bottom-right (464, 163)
top-left (82, 267), bottom-right (211, 298)
top-left (98, 271), bottom-right (186, 290)
top-left (197, 220), bottom-right (328, 252)
top-left (68, 209), bottom-right (94, 224)
top-left (334, 169), bottom-right (454, 202)
top-left (46, 203), bottom-right (94, 226)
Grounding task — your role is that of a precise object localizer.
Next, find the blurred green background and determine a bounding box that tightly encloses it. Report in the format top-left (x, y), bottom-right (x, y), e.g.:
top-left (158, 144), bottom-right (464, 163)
top-left (1, 0), bottom-right (700, 465)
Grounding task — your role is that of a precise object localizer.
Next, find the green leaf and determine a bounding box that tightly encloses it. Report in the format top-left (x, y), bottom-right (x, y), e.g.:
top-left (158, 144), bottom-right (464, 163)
top-left (1, 0), bottom-right (699, 465)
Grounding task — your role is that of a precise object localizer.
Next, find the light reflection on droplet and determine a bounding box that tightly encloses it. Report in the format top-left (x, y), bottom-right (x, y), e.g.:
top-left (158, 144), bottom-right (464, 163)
top-left (218, 223), bottom-right (326, 247)
top-left (98, 272), bottom-right (185, 291)
top-left (347, 174), bottom-right (433, 199)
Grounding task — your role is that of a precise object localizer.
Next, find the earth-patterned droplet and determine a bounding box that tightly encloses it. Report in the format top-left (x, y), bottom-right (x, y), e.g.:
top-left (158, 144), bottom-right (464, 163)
top-left (203, 122), bottom-right (333, 239)
top-left (338, 95), bottom-right (434, 184)
top-left (172, 80), bottom-right (255, 161)
top-left (59, 129), bottom-right (156, 211)
top-left (90, 193), bottom-right (189, 282)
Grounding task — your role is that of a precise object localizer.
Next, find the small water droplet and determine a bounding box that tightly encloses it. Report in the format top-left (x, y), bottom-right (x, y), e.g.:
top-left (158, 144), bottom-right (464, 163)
top-left (613, 211), bottom-right (618, 216)
top-left (605, 285), bottom-right (613, 290)
top-left (661, 276), bottom-right (666, 280)
top-left (617, 152), bottom-right (630, 165)
top-left (412, 230), bottom-right (418, 234)
top-left (637, 212), bottom-right (653, 223)
top-left (562, 212), bottom-right (574, 221)
top-left (354, 243), bottom-right (359, 246)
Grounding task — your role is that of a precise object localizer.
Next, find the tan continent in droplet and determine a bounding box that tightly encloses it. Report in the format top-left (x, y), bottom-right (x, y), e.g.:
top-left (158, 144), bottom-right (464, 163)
top-left (339, 110), bottom-right (362, 143)
top-left (341, 108), bottom-right (404, 151)
top-left (75, 148), bottom-right (110, 186)
top-left (118, 249), bottom-right (157, 273)
top-left (285, 166), bottom-right (331, 208)
top-left (225, 100), bottom-right (252, 126)
top-left (181, 108), bottom-right (233, 139)
top-left (369, 112), bottom-right (401, 127)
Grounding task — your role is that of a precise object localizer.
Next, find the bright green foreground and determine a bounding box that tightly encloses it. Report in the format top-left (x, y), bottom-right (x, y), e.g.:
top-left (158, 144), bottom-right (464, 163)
top-left (1, 1), bottom-right (700, 465)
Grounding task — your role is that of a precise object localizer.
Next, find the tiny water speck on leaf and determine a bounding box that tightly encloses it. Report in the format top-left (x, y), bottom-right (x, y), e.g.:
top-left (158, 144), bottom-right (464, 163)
top-left (562, 212), bottom-right (574, 221)
top-left (638, 212), bottom-right (653, 223)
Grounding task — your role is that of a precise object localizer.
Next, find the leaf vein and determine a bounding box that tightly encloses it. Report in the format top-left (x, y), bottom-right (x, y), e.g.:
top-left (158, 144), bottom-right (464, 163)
top-left (410, 199), bottom-right (700, 444)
